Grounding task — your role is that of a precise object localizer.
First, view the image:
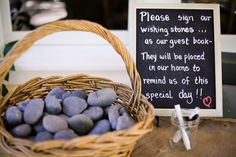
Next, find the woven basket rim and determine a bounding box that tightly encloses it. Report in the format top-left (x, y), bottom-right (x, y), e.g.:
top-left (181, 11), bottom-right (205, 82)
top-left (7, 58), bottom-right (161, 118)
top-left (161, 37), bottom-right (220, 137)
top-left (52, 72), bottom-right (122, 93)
top-left (0, 74), bottom-right (154, 156)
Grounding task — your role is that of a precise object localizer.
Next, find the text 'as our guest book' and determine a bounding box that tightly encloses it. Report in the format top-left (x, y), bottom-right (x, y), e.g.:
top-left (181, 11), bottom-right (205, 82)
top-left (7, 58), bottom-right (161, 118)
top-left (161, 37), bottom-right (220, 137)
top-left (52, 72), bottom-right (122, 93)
top-left (136, 8), bottom-right (217, 109)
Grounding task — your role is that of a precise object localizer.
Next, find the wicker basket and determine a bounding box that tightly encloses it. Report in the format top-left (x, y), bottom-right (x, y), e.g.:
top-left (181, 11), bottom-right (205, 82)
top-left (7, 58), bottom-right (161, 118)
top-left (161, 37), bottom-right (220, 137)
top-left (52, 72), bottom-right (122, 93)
top-left (0, 20), bottom-right (155, 157)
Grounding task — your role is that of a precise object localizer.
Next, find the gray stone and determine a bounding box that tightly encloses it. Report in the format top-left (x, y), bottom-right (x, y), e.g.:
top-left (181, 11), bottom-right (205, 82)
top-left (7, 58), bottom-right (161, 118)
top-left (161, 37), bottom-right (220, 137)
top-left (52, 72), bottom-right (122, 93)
top-left (82, 106), bottom-right (103, 121)
top-left (89, 119), bottom-right (111, 135)
top-left (43, 115), bottom-right (68, 133)
top-left (68, 114), bottom-right (93, 135)
top-left (119, 107), bottom-right (129, 116)
top-left (33, 121), bottom-right (46, 133)
top-left (47, 87), bottom-right (65, 99)
top-left (11, 124), bottom-right (32, 138)
top-left (116, 115), bottom-right (135, 131)
top-left (54, 129), bottom-right (78, 140)
top-left (35, 131), bottom-right (53, 142)
top-left (104, 104), bottom-right (122, 118)
top-left (108, 105), bottom-right (120, 130)
top-left (5, 106), bottom-right (22, 127)
top-left (45, 95), bottom-right (62, 114)
top-left (58, 114), bottom-right (70, 122)
top-left (23, 98), bottom-right (44, 125)
top-left (43, 112), bottom-right (50, 117)
top-left (63, 96), bottom-right (88, 116)
top-left (62, 90), bottom-right (87, 100)
top-left (103, 105), bottom-right (112, 118)
top-left (17, 100), bottom-right (29, 112)
top-left (114, 104), bottom-right (122, 110)
top-left (87, 88), bottom-right (117, 107)
top-left (62, 91), bottom-right (71, 100)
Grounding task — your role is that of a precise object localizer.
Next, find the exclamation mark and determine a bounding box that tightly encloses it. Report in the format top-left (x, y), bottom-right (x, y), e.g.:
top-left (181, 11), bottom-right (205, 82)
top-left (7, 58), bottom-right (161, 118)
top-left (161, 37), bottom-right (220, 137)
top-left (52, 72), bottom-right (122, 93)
top-left (196, 89), bottom-right (199, 98)
top-left (200, 88), bottom-right (202, 99)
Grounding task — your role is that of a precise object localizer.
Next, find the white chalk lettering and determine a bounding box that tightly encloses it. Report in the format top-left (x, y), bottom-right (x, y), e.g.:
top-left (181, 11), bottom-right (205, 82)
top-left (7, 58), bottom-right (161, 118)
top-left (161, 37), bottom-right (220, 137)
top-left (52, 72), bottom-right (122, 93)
top-left (156, 65), bottom-right (169, 71)
top-left (173, 53), bottom-right (183, 60)
top-left (159, 52), bottom-right (171, 60)
top-left (143, 76), bottom-right (166, 85)
top-left (170, 26), bottom-right (194, 33)
top-left (141, 52), bottom-right (157, 62)
top-left (200, 15), bottom-right (212, 21)
top-left (194, 76), bottom-right (208, 85)
top-left (169, 78), bottom-right (178, 85)
top-left (156, 39), bottom-right (168, 45)
top-left (169, 38), bottom-right (189, 48)
top-left (183, 52), bottom-right (205, 64)
top-left (139, 11), bottom-right (170, 22)
top-left (193, 37), bottom-right (212, 45)
top-left (171, 64), bottom-right (190, 72)
top-left (192, 64), bottom-right (201, 72)
top-left (144, 39), bottom-right (153, 44)
top-left (177, 14), bottom-right (194, 24)
top-left (146, 90), bottom-right (173, 101)
top-left (149, 65), bottom-right (156, 71)
top-left (181, 76), bottom-right (190, 85)
top-left (178, 89), bottom-right (193, 104)
top-left (140, 25), bottom-right (169, 36)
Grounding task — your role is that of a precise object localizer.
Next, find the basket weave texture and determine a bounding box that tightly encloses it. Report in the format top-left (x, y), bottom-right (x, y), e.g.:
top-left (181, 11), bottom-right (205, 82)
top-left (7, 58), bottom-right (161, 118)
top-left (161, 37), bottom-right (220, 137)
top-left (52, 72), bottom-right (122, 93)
top-left (0, 20), bottom-right (154, 157)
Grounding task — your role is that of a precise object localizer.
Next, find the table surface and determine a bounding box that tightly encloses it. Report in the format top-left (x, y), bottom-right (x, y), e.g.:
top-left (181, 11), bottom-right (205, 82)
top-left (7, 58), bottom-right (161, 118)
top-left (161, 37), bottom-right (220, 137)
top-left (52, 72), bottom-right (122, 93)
top-left (1, 117), bottom-right (236, 157)
top-left (132, 117), bottom-right (236, 157)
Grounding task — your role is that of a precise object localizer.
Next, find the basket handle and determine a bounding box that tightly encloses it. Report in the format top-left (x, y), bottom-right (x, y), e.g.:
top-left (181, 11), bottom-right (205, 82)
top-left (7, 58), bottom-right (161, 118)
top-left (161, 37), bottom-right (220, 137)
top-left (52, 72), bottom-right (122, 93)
top-left (0, 20), bottom-right (141, 109)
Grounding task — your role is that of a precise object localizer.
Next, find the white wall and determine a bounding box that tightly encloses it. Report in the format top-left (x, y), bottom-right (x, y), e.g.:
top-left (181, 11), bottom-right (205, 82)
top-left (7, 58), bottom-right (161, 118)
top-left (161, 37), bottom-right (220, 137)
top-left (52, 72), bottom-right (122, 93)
top-left (11, 32), bottom-right (131, 85)
top-left (221, 35), bottom-right (236, 53)
top-left (0, 9), bottom-right (5, 55)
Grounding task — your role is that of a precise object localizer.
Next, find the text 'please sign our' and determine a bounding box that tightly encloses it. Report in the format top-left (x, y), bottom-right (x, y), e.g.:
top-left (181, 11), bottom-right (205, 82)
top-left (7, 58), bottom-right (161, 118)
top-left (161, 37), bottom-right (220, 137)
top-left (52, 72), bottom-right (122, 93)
top-left (133, 3), bottom-right (222, 116)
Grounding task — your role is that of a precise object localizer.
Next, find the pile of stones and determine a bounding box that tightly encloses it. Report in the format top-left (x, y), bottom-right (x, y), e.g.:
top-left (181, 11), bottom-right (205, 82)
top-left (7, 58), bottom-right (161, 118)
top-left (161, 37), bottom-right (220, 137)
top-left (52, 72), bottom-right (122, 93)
top-left (4, 87), bottom-right (135, 142)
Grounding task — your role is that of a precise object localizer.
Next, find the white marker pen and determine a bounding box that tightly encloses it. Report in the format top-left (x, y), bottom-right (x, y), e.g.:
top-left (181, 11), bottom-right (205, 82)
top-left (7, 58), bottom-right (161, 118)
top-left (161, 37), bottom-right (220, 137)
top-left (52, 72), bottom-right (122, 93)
top-left (175, 104), bottom-right (191, 150)
top-left (172, 130), bottom-right (182, 143)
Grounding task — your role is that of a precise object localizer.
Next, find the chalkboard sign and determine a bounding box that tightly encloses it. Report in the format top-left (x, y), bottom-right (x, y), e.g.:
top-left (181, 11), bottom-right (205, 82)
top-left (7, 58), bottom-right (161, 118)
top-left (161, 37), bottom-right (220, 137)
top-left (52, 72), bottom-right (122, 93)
top-left (133, 3), bottom-right (222, 116)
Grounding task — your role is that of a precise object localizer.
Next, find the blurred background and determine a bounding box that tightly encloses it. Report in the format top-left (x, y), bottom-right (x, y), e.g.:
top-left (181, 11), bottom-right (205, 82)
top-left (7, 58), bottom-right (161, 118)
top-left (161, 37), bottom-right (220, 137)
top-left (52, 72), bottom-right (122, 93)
top-left (10, 0), bottom-right (128, 31)
top-left (9, 0), bottom-right (236, 34)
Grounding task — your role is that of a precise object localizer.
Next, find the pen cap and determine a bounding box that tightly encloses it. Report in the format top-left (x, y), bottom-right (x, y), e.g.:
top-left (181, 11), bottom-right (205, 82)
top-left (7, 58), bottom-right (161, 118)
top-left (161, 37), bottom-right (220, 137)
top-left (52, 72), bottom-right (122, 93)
top-left (171, 109), bottom-right (200, 129)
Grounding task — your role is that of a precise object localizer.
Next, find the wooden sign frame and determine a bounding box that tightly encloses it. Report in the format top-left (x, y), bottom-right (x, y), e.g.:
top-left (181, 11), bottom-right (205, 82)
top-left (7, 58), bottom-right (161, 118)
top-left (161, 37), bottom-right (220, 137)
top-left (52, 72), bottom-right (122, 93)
top-left (132, 3), bottom-right (222, 117)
